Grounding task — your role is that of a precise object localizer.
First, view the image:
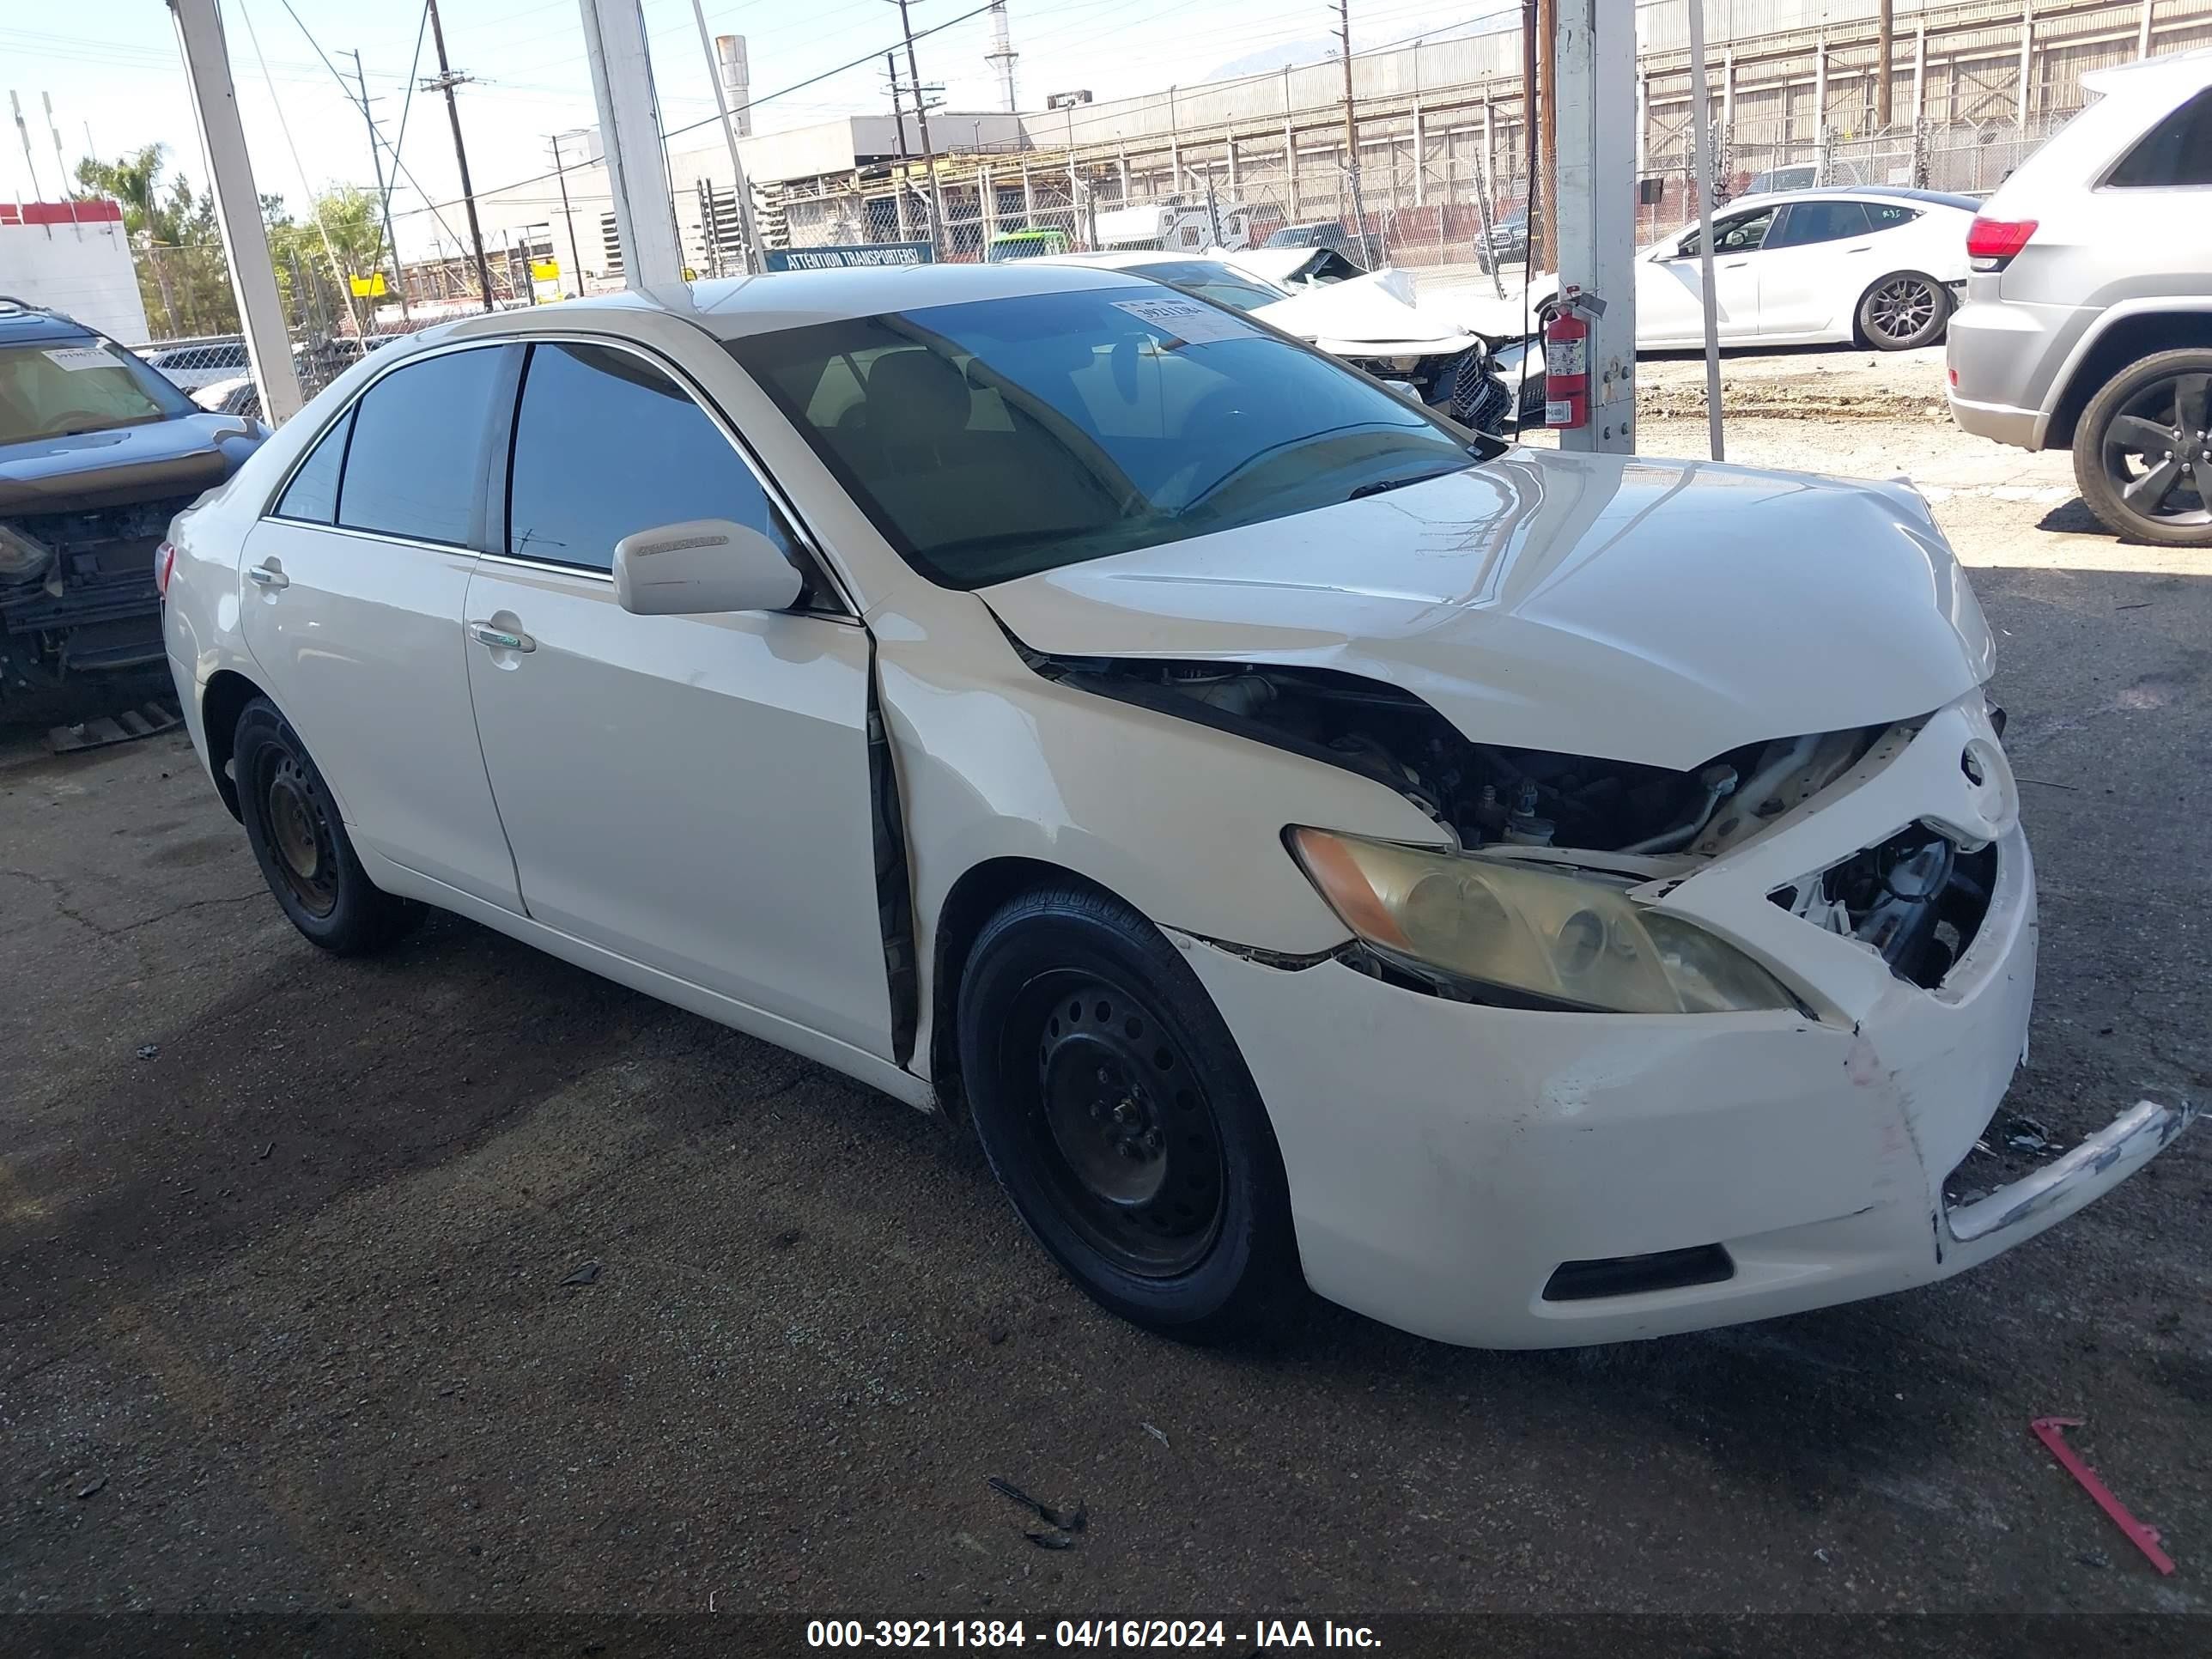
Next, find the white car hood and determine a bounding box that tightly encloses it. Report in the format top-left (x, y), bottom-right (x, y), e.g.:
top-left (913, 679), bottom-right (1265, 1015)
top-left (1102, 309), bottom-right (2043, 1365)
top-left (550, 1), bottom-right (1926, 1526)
top-left (1251, 269), bottom-right (1480, 358)
top-left (980, 449), bottom-right (1994, 770)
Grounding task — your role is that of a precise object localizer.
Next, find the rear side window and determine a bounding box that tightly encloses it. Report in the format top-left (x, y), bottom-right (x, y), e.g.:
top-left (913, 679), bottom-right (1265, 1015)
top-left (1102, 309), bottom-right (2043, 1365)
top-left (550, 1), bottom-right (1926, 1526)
top-left (274, 408), bottom-right (351, 524)
top-left (504, 341), bottom-right (798, 574)
top-left (2108, 88), bottom-right (2212, 187)
top-left (1771, 199), bottom-right (1873, 247)
top-left (335, 346), bottom-right (507, 546)
top-left (1865, 203), bottom-right (1922, 229)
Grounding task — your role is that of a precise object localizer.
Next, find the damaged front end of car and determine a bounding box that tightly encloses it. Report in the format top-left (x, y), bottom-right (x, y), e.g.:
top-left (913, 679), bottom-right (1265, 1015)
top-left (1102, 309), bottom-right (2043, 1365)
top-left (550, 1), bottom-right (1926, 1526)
top-left (1018, 650), bottom-right (2014, 1008)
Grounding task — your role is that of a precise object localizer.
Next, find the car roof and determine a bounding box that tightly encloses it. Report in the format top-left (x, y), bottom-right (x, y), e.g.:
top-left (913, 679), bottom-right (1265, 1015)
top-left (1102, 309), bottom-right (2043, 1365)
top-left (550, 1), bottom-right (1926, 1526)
top-left (0, 301), bottom-right (98, 346)
top-left (2083, 44), bottom-right (2212, 99)
top-left (1721, 185), bottom-right (1978, 211)
top-left (434, 261), bottom-right (1159, 347)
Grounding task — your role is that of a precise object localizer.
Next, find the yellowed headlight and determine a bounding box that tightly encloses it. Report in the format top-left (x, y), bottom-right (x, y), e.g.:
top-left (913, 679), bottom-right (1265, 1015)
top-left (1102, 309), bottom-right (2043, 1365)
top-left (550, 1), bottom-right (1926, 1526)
top-left (1289, 828), bottom-right (1798, 1014)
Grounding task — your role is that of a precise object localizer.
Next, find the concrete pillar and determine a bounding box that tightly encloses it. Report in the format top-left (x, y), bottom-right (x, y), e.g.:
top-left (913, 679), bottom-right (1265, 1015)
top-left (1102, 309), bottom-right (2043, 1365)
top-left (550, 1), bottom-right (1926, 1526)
top-left (1554, 0), bottom-right (1636, 453)
top-left (1283, 66), bottom-right (1297, 221)
top-left (2140, 1), bottom-right (2156, 58)
top-left (2017, 3), bottom-right (2035, 127)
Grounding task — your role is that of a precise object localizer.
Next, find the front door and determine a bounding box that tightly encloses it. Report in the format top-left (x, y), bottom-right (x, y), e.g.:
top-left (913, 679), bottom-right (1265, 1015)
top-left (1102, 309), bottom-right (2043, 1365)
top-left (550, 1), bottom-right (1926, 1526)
top-left (241, 343), bottom-right (523, 910)
top-left (1640, 205), bottom-right (1776, 347)
top-left (463, 333), bottom-right (893, 1059)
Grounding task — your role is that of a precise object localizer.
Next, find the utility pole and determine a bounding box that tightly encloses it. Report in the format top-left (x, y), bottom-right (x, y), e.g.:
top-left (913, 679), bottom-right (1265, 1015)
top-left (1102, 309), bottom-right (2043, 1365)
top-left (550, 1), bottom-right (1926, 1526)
top-left (550, 137), bottom-right (581, 298)
top-left (1553, 0), bottom-right (1637, 453)
top-left (1522, 0), bottom-right (1539, 273)
top-left (347, 51), bottom-right (409, 320)
top-left (886, 51), bottom-right (913, 243)
top-left (890, 0), bottom-right (946, 252)
top-left (1537, 0), bottom-right (1558, 274)
top-left (1877, 0), bottom-right (1895, 127)
top-left (1334, 0), bottom-right (1374, 266)
top-left (423, 0), bottom-right (494, 311)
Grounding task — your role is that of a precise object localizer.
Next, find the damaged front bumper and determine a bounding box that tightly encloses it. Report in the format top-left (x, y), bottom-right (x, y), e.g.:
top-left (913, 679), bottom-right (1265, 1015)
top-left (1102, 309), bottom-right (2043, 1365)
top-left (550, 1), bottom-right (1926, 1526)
top-left (1170, 697), bottom-right (2194, 1348)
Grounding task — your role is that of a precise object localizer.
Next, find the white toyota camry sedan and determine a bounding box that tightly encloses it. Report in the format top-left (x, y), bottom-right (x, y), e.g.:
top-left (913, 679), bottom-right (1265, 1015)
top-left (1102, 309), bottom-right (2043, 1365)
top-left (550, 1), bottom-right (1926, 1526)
top-left (160, 264), bottom-right (2190, 1349)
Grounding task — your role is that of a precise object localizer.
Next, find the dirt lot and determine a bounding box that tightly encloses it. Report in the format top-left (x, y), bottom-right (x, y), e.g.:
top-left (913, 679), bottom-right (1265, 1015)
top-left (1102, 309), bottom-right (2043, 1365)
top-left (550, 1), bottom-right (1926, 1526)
top-left (3, 381), bottom-right (2208, 1641)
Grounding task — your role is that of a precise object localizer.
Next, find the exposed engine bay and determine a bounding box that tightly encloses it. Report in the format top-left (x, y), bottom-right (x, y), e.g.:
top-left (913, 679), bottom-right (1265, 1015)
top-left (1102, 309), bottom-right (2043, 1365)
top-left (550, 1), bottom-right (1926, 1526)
top-left (1029, 652), bottom-right (1996, 991)
top-left (0, 495), bottom-right (193, 692)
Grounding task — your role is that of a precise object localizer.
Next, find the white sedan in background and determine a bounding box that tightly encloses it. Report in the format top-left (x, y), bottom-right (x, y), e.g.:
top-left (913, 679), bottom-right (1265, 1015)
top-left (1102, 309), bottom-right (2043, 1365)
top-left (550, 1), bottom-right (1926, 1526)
top-left (159, 264), bottom-right (2188, 1350)
top-left (1496, 187), bottom-right (1982, 350)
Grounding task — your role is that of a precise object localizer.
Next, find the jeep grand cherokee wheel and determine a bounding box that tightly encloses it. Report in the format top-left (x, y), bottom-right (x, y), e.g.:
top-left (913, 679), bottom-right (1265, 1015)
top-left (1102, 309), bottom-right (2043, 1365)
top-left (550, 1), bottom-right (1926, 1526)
top-left (2073, 349), bottom-right (2212, 548)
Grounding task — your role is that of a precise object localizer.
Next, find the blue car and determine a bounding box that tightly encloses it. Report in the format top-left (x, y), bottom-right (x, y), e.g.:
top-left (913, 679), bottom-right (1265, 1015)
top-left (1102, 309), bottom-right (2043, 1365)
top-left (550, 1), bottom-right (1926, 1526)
top-left (0, 298), bottom-right (264, 712)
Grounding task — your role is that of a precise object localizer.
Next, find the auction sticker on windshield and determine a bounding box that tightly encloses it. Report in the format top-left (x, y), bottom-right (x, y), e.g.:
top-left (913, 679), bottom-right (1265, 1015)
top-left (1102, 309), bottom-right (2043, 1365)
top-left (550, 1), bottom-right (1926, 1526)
top-left (1109, 296), bottom-right (1253, 348)
top-left (44, 347), bottom-right (122, 372)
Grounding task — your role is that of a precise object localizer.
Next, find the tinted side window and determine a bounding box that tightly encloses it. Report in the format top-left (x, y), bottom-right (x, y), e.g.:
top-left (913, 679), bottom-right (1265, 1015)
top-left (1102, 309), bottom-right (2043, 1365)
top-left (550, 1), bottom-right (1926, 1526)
top-left (506, 342), bottom-right (798, 574)
top-left (336, 346), bottom-right (507, 545)
top-left (1678, 207), bottom-right (1778, 258)
top-left (2108, 88), bottom-right (2212, 187)
top-left (1866, 203), bottom-right (1922, 229)
top-left (274, 407), bottom-right (351, 524)
top-left (1771, 200), bottom-right (1873, 246)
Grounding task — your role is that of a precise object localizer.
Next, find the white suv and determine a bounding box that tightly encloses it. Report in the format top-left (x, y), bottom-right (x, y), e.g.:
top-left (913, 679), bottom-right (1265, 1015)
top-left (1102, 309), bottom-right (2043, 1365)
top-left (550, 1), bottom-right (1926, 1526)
top-left (1947, 50), bottom-right (2212, 545)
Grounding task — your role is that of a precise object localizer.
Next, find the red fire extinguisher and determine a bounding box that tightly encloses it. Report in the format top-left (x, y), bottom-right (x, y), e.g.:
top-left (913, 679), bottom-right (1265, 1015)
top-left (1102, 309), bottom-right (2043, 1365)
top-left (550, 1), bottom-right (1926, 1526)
top-left (1544, 293), bottom-right (1589, 430)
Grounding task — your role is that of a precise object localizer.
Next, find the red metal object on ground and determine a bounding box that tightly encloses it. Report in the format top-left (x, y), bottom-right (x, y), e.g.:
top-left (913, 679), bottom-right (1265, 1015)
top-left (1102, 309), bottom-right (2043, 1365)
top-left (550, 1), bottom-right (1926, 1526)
top-left (2031, 1416), bottom-right (2176, 1576)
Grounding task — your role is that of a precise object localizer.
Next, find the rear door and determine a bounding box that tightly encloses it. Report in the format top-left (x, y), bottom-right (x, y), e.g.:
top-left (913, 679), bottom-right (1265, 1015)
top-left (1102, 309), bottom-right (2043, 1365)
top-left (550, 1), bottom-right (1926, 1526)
top-left (1756, 198), bottom-right (1879, 337)
top-left (462, 329), bottom-right (892, 1058)
top-left (240, 343), bottom-right (524, 910)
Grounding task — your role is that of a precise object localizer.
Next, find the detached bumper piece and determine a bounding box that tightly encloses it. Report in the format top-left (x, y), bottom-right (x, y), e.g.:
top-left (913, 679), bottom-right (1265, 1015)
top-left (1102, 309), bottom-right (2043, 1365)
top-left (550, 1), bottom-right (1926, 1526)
top-left (1943, 1097), bottom-right (2197, 1255)
top-left (47, 697), bottom-right (183, 755)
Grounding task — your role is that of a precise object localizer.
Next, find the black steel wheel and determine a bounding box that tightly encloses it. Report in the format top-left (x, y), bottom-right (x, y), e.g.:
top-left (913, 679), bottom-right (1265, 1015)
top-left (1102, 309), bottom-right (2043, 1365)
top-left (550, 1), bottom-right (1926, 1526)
top-left (2073, 349), bottom-right (2212, 547)
top-left (233, 696), bottom-right (420, 954)
top-left (1017, 971), bottom-right (1227, 1276)
top-left (1858, 271), bottom-right (1950, 350)
top-left (957, 885), bottom-right (1302, 1340)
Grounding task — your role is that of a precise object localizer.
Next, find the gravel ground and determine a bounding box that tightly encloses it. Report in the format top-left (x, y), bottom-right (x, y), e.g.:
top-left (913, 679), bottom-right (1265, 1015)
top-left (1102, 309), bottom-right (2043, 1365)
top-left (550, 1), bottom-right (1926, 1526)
top-left (2, 391), bottom-right (2207, 1638)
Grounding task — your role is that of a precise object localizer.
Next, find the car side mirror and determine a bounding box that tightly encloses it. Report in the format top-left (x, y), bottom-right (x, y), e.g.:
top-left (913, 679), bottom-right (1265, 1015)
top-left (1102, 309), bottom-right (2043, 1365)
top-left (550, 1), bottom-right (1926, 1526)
top-left (611, 518), bottom-right (803, 617)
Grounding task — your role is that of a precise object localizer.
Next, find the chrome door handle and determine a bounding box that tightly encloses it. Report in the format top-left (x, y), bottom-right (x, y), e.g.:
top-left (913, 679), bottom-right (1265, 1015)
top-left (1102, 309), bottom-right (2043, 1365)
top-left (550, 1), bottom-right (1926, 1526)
top-left (247, 562), bottom-right (289, 589)
top-left (469, 621), bottom-right (535, 653)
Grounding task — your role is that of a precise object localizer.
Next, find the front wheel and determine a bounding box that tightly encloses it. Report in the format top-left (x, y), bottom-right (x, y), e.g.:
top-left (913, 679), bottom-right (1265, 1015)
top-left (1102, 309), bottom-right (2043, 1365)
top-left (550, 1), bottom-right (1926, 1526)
top-left (1857, 271), bottom-right (1951, 350)
top-left (2071, 349), bottom-right (2212, 548)
top-left (957, 886), bottom-right (1303, 1340)
top-left (234, 697), bottom-right (420, 954)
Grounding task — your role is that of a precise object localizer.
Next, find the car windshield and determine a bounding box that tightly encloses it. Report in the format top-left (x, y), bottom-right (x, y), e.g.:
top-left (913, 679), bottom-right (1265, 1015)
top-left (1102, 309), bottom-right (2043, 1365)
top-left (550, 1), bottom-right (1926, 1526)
top-left (1120, 260), bottom-right (1290, 312)
top-left (732, 285), bottom-right (1480, 589)
top-left (0, 339), bottom-right (191, 444)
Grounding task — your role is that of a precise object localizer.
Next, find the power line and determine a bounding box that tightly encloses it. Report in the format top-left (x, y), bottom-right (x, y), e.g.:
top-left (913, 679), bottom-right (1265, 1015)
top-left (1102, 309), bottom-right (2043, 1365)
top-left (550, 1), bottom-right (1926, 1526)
top-left (386, 0), bottom-right (1004, 222)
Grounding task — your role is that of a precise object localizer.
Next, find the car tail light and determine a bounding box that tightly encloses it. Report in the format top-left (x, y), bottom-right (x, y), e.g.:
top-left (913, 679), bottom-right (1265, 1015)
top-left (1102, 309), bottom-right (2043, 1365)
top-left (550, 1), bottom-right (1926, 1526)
top-left (155, 539), bottom-right (177, 599)
top-left (1966, 216), bottom-right (2037, 271)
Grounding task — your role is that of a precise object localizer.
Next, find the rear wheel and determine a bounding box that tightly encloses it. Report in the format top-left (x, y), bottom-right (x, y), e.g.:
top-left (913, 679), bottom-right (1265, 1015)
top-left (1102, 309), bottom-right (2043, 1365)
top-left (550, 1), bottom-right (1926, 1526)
top-left (233, 697), bottom-right (419, 954)
top-left (2071, 349), bottom-right (2212, 548)
top-left (957, 885), bottom-right (1302, 1340)
top-left (1858, 271), bottom-right (1951, 350)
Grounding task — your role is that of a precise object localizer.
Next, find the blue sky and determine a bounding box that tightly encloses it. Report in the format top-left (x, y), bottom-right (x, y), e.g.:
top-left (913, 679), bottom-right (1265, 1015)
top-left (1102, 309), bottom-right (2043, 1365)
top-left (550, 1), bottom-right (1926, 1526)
top-left (3, 1), bottom-right (1500, 255)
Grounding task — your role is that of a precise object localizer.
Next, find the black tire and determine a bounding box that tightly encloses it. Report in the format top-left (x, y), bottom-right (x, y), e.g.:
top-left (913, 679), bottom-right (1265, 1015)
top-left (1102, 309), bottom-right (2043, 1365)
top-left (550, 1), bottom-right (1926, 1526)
top-left (232, 697), bottom-right (420, 954)
top-left (2070, 348), bottom-right (2212, 549)
top-left (957, 885), bottom-right (1302, 1340)
top-left (1856, 270), bottom-right (1951, 350)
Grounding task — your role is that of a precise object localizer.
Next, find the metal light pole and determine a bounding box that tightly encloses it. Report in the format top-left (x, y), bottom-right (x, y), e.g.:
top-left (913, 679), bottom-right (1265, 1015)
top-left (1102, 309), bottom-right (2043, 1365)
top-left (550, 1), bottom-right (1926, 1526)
top-left (167, 0), bottom-right (303, 420)
top-left (1687, 0), bottom-right (1723, 460)
top-left (689, 0), bottom-right (762, 273)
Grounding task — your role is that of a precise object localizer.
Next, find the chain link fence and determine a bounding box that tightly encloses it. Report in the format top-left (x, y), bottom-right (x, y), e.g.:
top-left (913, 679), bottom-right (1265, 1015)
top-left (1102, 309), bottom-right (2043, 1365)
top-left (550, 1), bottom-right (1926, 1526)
top-left (121, 236), bottom-right (542, 422)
